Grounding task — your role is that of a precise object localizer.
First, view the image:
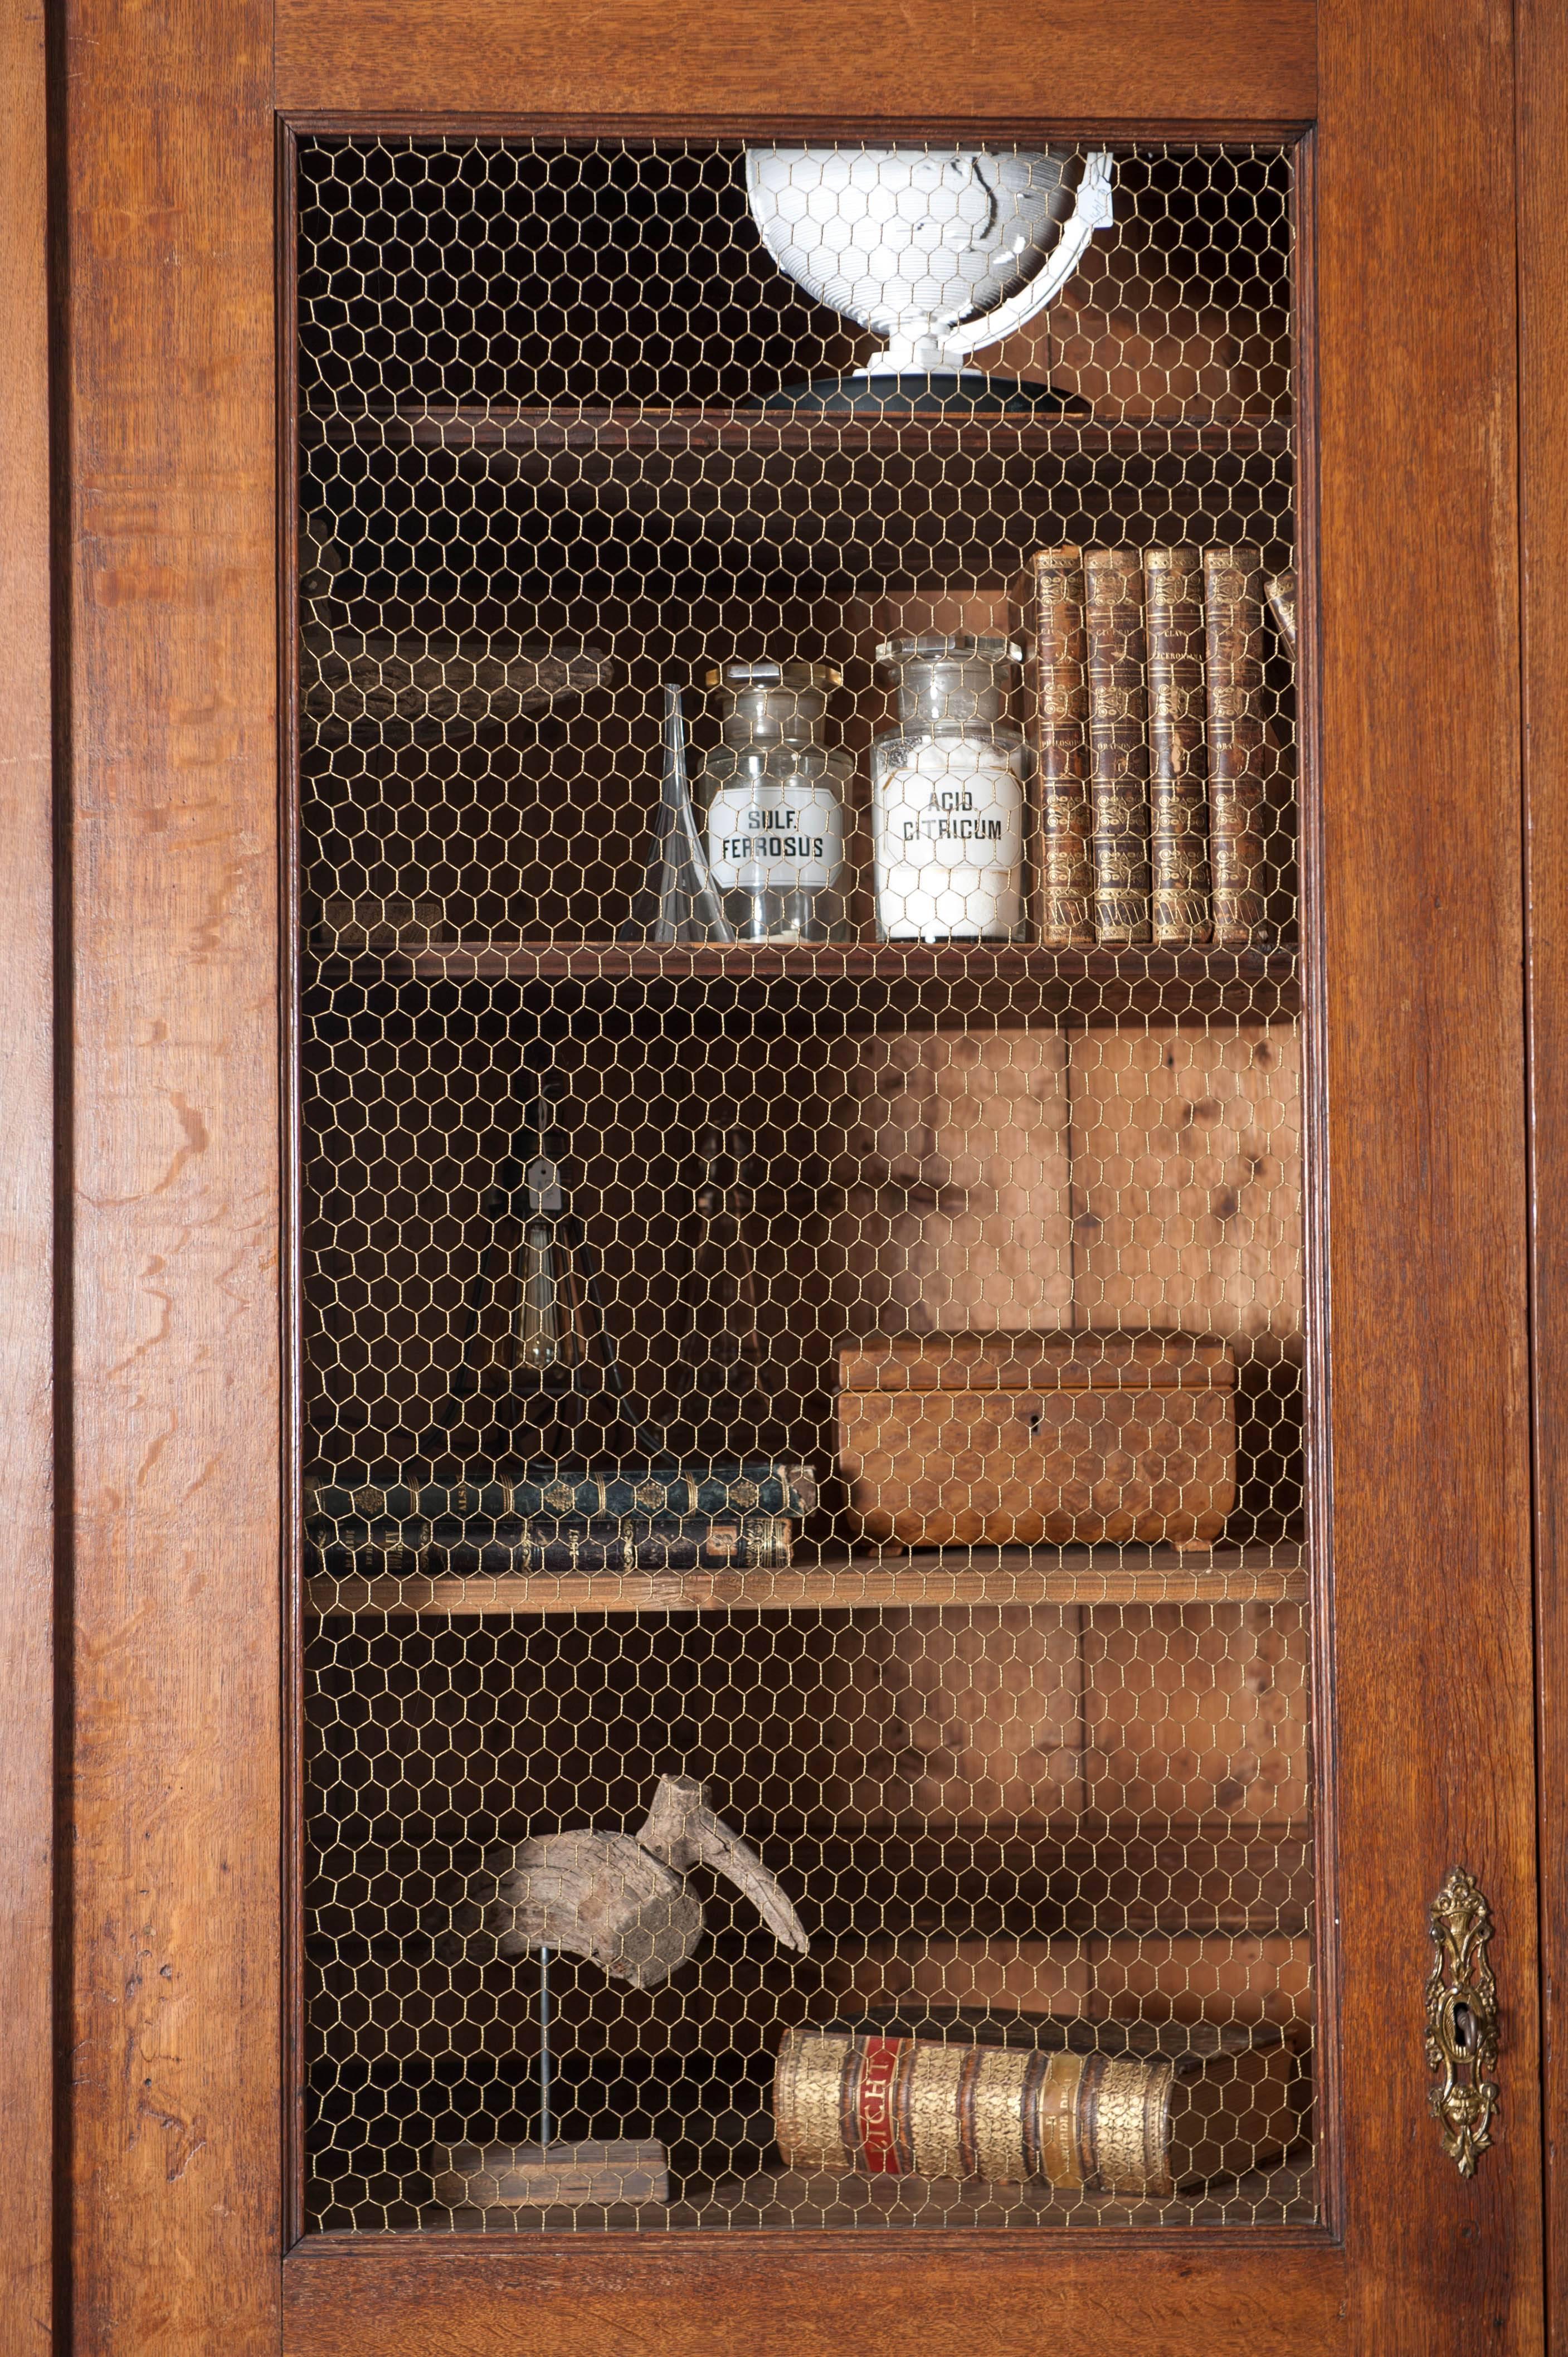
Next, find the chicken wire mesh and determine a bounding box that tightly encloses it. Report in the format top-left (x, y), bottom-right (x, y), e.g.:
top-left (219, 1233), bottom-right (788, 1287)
top-left (296, 133), bottom-right (1311, 2233)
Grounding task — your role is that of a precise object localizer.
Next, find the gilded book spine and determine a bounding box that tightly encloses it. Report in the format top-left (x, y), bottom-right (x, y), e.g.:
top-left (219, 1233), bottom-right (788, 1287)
top-left (1024, 546), bottom-right (1094, 947)
top-left (1143, 546), bottom-right (1211, 945)
top-left (1084, 547), bottom-right (1152, 946)
top-left (1202, 544), bottom-right (1270, 946)
top-left (773, 2029), bottom-right (1177, 2197)
top-left (306, 1459), bottom-right (816, 1524)
top-left (308, 1511), bottom-right (795, 1578)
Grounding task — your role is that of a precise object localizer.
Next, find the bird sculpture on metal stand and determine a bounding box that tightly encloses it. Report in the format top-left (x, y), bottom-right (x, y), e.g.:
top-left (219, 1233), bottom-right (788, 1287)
top-left (478, 1771), bottom-right (810, 1989)
top-left (431, 1776), bottom-right (809, 2214)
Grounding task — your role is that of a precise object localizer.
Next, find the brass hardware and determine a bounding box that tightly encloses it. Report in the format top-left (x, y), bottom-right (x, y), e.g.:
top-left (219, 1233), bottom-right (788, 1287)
top-left (1425, 1865), bottom-right (1499, 2179)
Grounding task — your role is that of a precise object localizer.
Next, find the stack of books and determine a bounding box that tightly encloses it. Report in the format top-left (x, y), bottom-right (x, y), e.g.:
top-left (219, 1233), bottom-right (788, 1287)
top-left (304, 1458), bottom-right (816, 1579)
top-left (1019, 545), bottom-right (1297, 950)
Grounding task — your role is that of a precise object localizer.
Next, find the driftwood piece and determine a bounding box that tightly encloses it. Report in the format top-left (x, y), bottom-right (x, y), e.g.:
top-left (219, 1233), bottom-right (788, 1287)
top-left (636, 1772), bottom-right (811, 1953)
top-left (488, 1829), bottom-right (703, 1989)
top-left (479, 1772), bottom-right (810, 1990)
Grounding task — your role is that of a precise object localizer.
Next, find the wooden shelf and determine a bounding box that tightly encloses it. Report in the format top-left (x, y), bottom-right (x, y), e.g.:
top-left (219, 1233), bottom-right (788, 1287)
top-left (308, 1540), bottom-right (1306, 1619)
top-left (306, 937), bottom-right (1299, 1019)
top-left (417, 2159), bottom-right (1317, 2234)
top-left (303, 401), bottom-right (1294, 469)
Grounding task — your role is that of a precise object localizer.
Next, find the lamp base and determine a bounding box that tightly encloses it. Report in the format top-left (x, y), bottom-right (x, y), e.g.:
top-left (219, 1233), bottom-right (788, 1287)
top-left (760, 370), bottom-right (1084, 418)
top-left (432, 2138), bottom-right (671, 2209)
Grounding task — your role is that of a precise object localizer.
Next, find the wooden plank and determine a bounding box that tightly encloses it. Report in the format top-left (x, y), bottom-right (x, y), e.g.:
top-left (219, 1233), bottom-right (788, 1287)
top-left (1314, 0), bottom-right (1541, 2345)
top-left (1067, 1019), bottom-right (1303, 1340)
top-left (310, 939), bottom-right (1298, 992)
top-left (826, 1927), bottom-right (1313, 2026)
top-left (283, 2236), bottom-right (1348, 2357)
top-left (0, 0), bottom-right (56, 2343)
top-left (63, 0), bottom-right (282, 2341)
top-left (841, 1023), bottom-right (1076, 1336)
top-left (1517, 0), bottom-right (1568, 2344)
top-left (302, 409), bottom-right (1294, 462)
top-left (1081, 1597), bottom-right (1311, 1827)
top-left (416, 2164), bottom-right (1320, 2235)
top-left (308, 1542), bottom-right (1307, 1616)
top-left (275, 0), bottom-right (1317, 127)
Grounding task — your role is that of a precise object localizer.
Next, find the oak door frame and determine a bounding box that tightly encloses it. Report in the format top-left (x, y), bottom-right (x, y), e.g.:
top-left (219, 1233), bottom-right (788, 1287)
top-left (59, 1), bottom-right (1544, 2353)
top-left (1, 0), bottom-right (57, 2349)
top-left (60, 0), bottom-right (284, 2347)
top-left (274, 88), bottom-right (1341, 2313)
top-left (1519, 0), bottom-right (1568, 2349)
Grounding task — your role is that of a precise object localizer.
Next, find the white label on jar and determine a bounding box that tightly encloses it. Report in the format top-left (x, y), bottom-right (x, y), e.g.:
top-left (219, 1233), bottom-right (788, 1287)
top-left (707, 782), bottom-right (845, 892)
top-left (874, 738), bottom-right (1024, 940)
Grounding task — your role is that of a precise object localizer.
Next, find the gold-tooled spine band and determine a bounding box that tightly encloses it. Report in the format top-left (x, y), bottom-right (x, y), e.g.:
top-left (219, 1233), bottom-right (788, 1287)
top-left (955, 2047), bottom-right (983, 2179)
top-left (1033, 2049), bottom-right (1089, 2188)
top-left (972, 2046), bottom-right (1035, 2183)
top-left (1092, 2054), bottom-right (1175, 2196)
top-left (772, 2025), bottom-right (850, 2170)
top-left (904, 2039), bottom-right (968, 2178)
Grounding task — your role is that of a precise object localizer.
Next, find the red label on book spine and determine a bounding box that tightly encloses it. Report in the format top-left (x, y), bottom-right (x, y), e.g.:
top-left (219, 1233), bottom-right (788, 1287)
top-left (856, 2037), bottom-right (903, 2174)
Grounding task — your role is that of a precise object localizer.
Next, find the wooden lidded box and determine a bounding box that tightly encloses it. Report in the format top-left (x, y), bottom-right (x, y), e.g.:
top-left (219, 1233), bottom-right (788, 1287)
top-left (836, 1333), bottom-right (1238, 1549)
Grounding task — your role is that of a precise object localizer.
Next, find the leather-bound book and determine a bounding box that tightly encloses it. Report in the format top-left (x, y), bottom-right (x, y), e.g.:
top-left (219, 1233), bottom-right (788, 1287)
top-left (1083, 547), bottom-right (1152, 946)
top-left (1143, 546), bottom-right (1211, 945)
top-left (430, 1512), bottom-right (794, 1577)
top-left (773, 2024), bottom-right (1299, 2198)
top-left (1021, 546), bottom-right (1094, 947)
top-left (1202, 545), bottom-right (1270, 946)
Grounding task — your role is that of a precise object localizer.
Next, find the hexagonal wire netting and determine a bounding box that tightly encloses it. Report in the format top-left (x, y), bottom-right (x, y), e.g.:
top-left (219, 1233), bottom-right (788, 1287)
top-left (296, 135), bottom-right (1310, 2232)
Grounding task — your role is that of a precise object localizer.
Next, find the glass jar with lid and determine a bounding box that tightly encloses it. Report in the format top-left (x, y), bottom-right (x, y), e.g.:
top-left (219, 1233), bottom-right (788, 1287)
top-left (692, 659), bottom-right (853, 943)
top-left (871, 632), bottom-right (1028, 941)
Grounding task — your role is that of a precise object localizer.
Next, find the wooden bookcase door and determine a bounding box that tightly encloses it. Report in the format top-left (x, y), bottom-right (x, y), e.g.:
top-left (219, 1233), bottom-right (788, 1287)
top-left (52, 1), bottom-right (1541, 2353)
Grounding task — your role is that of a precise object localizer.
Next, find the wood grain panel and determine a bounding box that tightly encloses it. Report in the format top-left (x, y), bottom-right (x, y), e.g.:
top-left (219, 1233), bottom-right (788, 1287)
top-left (0, 0), bottom-right (56, 2345)
top-left (275, 0), bottom-right (1316, 127)
top-left (1517, 0), bottom-right (1568, 2344)
top-left (1315, 0), bottom-right (1540, 2346)
top-left (1082, 1599), bottom-right (1310, 1828)
top-left (841, 1024), bottom-right (1075, 1336)
top-left (283, 2237), bottom-right (1347, 2357)
top-left (822, 1927), bottom-right (1313, 2026)
top-left (63, 0), bottom-right (281, 2343)
top-left (308, 1542), bottom-right (1308, 1616)
top-left (1068, 1019), bottom-right (1303, 1339)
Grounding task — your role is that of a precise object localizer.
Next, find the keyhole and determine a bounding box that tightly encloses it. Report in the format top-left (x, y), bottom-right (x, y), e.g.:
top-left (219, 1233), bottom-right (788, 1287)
top-left (1453, 2001), bottom-right (1475, 2054)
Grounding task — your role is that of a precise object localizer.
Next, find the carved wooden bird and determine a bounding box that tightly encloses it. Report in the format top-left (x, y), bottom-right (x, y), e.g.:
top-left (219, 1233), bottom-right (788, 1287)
top-left (478, 1774), bottom-right (810, 1990)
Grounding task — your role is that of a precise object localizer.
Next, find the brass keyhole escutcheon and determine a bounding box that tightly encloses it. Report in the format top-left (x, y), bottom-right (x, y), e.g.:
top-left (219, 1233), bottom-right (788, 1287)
top-left (1425, 1866), bottom-right (1499, 2178)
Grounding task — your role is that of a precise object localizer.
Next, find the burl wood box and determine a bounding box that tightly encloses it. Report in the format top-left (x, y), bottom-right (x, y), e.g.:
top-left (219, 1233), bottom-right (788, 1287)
top-left (836, 1332), bottom-right (1238, 1549)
